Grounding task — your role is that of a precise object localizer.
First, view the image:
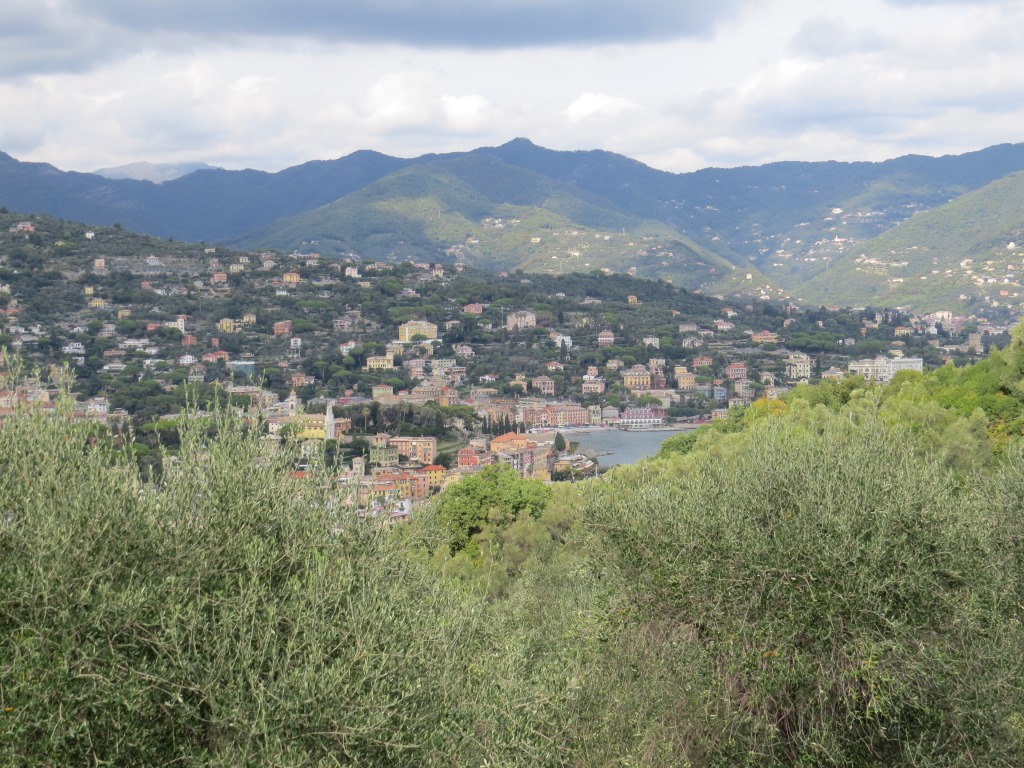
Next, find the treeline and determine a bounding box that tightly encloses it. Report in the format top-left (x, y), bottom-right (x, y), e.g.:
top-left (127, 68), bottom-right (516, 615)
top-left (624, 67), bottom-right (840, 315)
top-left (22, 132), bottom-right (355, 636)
top-left (4, 330), bottom-right (1024, 764)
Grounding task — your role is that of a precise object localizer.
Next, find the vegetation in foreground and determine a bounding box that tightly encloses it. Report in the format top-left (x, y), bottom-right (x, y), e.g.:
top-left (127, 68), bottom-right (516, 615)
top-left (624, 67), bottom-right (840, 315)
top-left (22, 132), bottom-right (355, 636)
top-left (4, 329), bottom-right (1024, 765)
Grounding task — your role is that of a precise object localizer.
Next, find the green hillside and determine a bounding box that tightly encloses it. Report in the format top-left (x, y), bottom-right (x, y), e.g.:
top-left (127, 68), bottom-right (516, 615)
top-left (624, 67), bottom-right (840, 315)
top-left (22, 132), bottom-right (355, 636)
top-left (797, 170), bottom-right (1024, 311)
top-left (236, 157), bottom-right (778, 293)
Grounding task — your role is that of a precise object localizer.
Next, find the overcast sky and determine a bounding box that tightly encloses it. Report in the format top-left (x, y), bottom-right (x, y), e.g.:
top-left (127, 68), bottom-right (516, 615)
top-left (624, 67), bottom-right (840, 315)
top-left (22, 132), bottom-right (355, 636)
top-left (2, 0), bottom-right (1023, 174)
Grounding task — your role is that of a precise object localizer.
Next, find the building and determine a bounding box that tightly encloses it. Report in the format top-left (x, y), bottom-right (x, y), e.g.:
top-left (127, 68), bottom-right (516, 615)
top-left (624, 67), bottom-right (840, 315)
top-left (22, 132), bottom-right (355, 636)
top-left (617, 407), bottom-right (664, 428)
top-left (506, 311), bottom-right (537, 331)
top-left (489, 432), bottom-right (532, 452)
top-left (597, 330), bottom-right (616, 347)
top-left (622, 365), bottom-right (651, 391)
top-left (369, 443), bottom-right (399, 467)
top-left (398, 320), bottom-right (439, 342)
top-left (365, 355), bottom-right (396, 371)
top-left (785, 353), bottom-right (812, 381)
top-left (751, 330), bottom-right (780, 344)
top-left (388, 436), bottom-right (438, 464)
top-left (458, 446), bottom-right (493, 470)
top-left (549, 332), bottom-right (573, 349)
top-left (531, 375), bottom-right (556, 396)
top-left (848, 356), bottom-right (923, 383)
top-left (675, 369), bottom-right (697, 391)
top-left (724, 362), bottom-right (748, 381)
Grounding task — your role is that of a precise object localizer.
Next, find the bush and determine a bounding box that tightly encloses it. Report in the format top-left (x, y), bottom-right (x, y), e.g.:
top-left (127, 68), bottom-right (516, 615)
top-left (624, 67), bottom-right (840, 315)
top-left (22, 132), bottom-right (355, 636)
top-left (581, 411), bottom-right (1024, 766)
top-left (0, 405), bottom-right (478, 765)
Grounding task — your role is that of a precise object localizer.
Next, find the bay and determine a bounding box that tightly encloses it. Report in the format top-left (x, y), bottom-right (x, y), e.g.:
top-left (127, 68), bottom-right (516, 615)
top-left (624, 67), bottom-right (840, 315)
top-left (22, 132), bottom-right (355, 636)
top-left (568, 427), bottom-right (694, 468)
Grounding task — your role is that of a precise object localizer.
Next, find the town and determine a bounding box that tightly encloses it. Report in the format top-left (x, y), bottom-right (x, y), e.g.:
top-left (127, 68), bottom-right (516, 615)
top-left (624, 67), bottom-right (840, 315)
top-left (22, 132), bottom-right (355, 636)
top-left (0, 213), bottom-right (1012, 517)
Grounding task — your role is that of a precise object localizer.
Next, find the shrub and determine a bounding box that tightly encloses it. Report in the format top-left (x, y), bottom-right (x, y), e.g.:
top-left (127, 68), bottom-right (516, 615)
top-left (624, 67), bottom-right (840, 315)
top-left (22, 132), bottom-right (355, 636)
top-left (582, 411), bottom-right (1024, 766)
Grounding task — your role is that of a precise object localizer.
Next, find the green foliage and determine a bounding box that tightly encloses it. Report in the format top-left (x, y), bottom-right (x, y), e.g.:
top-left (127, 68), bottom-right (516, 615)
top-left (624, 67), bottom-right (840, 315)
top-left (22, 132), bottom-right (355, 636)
top-left (0, 404), bottom-right (482, 765)
top-left (9, 320), bottom-right (1024, 765)
top-left (582, 411), bottom-right (1024, 765)
top-left (431, 463), bottom-right (551, 555)
top-left (553, 431), bottom-right (567, 453)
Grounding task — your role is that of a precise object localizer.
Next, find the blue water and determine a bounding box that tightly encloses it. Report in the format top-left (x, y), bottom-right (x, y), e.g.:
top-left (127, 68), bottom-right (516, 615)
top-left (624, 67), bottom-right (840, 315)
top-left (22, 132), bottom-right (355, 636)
top-left (569, 428), bottom-right (691, 467)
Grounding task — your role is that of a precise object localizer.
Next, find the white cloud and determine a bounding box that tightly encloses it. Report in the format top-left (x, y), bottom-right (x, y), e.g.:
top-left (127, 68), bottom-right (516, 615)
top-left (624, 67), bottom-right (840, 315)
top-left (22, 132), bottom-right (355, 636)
top-left (565, 92), bottom-right (638, 123)
top-left (441, 94), bottom-right (491, 132)
top-left (363, 72), bottom-right (438, 131)
top-left (1, 0), bottom-right (1024, 177)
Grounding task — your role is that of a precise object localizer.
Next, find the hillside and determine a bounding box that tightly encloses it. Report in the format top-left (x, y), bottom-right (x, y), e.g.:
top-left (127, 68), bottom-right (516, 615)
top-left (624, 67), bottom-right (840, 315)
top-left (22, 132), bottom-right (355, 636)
top-left (798, 170), bottom-right (1024, 311)
top-left (5, 140), bottom-right (1024, 308)
top-left (233, 155), bottom-right (775, 293)
top-left (0, 149), bottom-right (419, 242)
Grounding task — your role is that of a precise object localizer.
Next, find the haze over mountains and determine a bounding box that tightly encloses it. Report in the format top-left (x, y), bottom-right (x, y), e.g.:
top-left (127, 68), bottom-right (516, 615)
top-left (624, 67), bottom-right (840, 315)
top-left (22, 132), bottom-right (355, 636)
top-left (92, 161), bottom-right (221, 184)
top-left (3, 139), bottom-right (1024, 312)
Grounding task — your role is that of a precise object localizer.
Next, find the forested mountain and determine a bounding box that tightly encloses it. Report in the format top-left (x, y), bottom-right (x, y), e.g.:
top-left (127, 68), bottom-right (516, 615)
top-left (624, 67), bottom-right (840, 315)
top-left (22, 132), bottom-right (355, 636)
top-left (233, 154), bottom-right (769, 293)
top-left (4, 140), bottom-right (1024, 308)
top-left (798, 170), bottom-right (1024, 309)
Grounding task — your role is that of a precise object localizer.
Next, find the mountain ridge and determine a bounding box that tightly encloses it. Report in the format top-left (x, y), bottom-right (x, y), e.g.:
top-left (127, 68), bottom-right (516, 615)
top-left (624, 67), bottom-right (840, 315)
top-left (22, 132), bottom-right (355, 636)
top-left (4, 139), bottom-right (1024, 310)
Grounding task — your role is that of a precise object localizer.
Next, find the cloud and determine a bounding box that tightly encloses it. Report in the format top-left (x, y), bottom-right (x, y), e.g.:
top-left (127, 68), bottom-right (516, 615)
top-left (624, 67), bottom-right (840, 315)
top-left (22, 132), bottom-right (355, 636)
top-left (0, 0), bottom-right (752, 78)
top-left (3, 0), bottom-right (1024, 179)
top-left (441, 94), bottom-right (491, 132)
top-left (565, 92), bottom-right (638, 123)
top-left (81, 0), bottom-right (747, 44)
top-left (364, 72), bottom-right (439, 131)
top-left (883, 0), bottom-right (1009, 5)
top-left (0, 1), bottom-right (129, 77)
top-left (789, 16), bottom-right (888, 59)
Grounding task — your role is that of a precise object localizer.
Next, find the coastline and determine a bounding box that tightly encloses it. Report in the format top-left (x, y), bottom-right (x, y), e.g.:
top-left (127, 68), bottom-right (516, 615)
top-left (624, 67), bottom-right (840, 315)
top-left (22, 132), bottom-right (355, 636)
top-left (565, 427), bottom-right (690, 467)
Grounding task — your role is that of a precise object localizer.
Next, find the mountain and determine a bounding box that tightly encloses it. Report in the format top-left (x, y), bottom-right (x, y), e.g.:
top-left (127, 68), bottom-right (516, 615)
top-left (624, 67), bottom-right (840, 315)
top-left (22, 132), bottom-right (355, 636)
top-left (482, 139), bottom-right (1024, 287)
top-left (0, 149), bottom-right (419, 242)
top-left (92, 161), bottom-right (221, 183)
top-left (797, 170), bottom-right (1024, 311)
top-left (5, 140), bottom-right (1024, 308)
top-left (232, 154), bottom-right (775, 294)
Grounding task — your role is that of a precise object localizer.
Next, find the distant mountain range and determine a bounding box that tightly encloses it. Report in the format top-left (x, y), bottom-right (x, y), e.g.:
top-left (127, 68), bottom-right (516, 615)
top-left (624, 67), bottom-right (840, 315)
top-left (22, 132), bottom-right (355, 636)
top-left (4, 139), bottom-right (1024, 311)
top-left (92, 161), bottom-right (221, 184)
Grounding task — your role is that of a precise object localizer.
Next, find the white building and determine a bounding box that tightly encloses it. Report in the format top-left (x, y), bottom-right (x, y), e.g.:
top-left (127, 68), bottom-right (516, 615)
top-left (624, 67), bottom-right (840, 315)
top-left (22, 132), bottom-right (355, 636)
top-left (848, 356), bottom-right (923, 384)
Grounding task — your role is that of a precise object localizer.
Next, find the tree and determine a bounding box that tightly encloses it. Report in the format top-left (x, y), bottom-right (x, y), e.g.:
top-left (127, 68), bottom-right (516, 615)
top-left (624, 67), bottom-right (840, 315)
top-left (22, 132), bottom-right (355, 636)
top-left (554, 432), bottom-right (567, 453)
top-left (431, 464), bottom-right (552, 554)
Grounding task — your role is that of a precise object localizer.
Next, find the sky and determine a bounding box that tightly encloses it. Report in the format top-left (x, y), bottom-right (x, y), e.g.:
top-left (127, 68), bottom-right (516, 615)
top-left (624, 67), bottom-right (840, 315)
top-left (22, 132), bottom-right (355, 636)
top-left (2, 0), bottom-right (1024, 175)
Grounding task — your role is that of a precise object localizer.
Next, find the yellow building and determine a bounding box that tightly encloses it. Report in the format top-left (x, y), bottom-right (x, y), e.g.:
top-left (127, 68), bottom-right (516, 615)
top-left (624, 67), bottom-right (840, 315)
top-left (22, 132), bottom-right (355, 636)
top-left (398, 320), bottom-right (438, 342)
top-left (622, 365), bottom-right (651, 391)
top-left (365, 355), bottom-right (396, 370)
top-left (283, 271), bottom-right (301, 284)
top-left (389, 436), bottom-right (438, 464)
top-left (218, 318), bottom-right (237, 333)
